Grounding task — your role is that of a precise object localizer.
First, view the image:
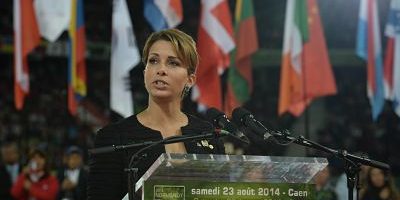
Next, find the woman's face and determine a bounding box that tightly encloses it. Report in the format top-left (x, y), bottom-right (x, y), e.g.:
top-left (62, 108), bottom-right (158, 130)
top-left (30, 154), bottom-right (46, 172)
top-left (144, 40), bottom-right (195, 101)
top-left (370, 168), bottom-right (385, 188)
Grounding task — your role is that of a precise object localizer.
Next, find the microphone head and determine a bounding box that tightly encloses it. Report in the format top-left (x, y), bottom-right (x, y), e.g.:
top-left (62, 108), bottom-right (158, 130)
top-left (206, 107), bottom-right (250, 145)
top-left (232, 107), bottom-right (252, 125)
top-left (205, 107), bottom-right (225, 126)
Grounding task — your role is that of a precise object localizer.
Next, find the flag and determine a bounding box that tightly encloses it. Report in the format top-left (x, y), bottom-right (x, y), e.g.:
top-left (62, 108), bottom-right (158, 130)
top-left (356, 0), bottom-right (385, 120)
top-left (144, 0), bottom-right (182, 31)
top-left (384, 0), bottom-right (400, 116)
top-left (224, 0), bottom-right (258, 116)
top-left (13, 0), bottom-right (41, 110)
top-left (192, 0), bottom-right (235, 111)
top-left (279, 0), bottom-right (337, 116)
top-left (68, 0), bottom-right (87, 115)
top-left (110, 0), bottom-right (140, 117)
top-left (34, 0), bottom-right (71, 42)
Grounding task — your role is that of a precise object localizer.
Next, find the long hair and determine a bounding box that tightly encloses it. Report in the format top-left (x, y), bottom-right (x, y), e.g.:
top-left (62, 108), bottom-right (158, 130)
top-left (360, 167), bottom-right (399, 200)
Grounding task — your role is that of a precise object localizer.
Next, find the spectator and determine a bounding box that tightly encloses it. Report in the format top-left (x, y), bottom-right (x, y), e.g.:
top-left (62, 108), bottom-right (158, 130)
top-left (314, 166), bottom-right (337, 200)
top-left (360, 167), bottom-right (400, 200)
top-left (57, 146), bottom-right (87, 200)
top-left (0, 141), bottom-right (21, 200)
top-left (11, 148), bottom-right (59, 200)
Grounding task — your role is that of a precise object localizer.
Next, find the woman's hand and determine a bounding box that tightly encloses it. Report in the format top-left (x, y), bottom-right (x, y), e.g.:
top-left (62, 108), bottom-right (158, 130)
top-left (380, 187), bottom-right (390, 199)
top-left (62, 179), bottom-right (76, 190)
top-left (23, 179), bottom-right (31, 190)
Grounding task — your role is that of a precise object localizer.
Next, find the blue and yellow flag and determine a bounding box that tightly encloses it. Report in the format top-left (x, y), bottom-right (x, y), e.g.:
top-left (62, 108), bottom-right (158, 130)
top-left (68, 0), bottom-right (87, 115)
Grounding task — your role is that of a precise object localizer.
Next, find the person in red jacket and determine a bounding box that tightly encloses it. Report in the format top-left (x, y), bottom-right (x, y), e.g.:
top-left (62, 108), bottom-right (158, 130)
top-left (11, 148), bottom-right (59, 200)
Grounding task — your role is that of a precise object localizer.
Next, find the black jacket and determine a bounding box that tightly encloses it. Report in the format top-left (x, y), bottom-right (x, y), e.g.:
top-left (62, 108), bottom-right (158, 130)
top-left (0, 164), bottom-right (20, 200)
top-left (87, 114), bottom-right (225, 200)
top-left (57, 167), bottom-right (88, 200)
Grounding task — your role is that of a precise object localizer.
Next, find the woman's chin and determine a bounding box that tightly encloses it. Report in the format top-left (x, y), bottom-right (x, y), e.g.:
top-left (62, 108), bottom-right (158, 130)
top-left (151, 93), bottom-right (176, 102)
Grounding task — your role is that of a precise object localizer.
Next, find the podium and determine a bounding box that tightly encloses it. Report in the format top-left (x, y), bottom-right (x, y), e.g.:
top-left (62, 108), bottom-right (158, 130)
top-left (135, 153), bottom-right (328, 200)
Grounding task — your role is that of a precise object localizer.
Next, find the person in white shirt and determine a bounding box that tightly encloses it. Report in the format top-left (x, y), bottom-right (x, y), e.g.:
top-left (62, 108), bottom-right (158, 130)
top-left (57, 146), bottom-right (88, 200)
top-left (0, 141), bottom-right (21, 200)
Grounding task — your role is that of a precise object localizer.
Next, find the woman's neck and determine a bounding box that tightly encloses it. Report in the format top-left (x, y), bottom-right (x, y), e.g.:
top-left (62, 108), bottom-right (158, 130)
top-left (146, 99), bottom-right (183, 119)
top-left (139, 98), bottom-right (187, 129)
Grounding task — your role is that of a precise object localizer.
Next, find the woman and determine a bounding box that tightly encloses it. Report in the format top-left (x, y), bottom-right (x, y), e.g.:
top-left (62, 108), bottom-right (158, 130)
top-left (87, 29), bottom-right (225, 200)
top-left (360, 167), bottom-right (400, 200)
top-left (11, 148), bottom-right (59, 200)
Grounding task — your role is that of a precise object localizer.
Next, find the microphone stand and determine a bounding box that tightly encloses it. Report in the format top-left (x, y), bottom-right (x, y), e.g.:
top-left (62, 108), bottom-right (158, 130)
top-left (265, 129), bottom-right (390, 200)
top-left (89, 130), bottom-right (229, 200)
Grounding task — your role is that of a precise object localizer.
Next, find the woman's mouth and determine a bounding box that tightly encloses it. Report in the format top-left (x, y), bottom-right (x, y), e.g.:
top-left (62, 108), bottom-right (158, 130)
top-left (153, 80), bottom-right (168, 87)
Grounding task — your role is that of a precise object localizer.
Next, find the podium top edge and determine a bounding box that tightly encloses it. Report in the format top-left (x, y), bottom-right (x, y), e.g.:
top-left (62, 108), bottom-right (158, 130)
top-left (159, 153), bottom-right (329, 163)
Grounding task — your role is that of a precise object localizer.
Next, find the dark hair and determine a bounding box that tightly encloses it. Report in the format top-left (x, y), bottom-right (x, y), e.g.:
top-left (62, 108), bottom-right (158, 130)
top-left (28, 148), bottom-right (51, 176)
top-left (361, 168), bottom-right (400, 200)
top-left (1, 141), bottom-right (18, 151)
top-left (65, 145), bottom-right (83, 156)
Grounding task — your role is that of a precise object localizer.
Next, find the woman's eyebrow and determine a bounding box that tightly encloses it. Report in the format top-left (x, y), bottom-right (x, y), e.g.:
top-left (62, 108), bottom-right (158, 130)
top-left (167, 56), bottom-right (181, 61)
top-left (148, 53), bottom-right (159, 56)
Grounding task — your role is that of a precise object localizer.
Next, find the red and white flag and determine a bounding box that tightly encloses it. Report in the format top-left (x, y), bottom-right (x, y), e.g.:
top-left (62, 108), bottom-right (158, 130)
top-left (192, 0), bottom-right (235, 111)
top-left (13, 0), bottom-right (41, 110)
top-left (384, 0), bottom-right (400, 116)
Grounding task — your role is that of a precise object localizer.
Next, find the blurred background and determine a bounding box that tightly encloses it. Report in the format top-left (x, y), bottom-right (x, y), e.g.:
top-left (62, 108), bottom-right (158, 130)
top-left (1, 0), bottom-right (400, 199)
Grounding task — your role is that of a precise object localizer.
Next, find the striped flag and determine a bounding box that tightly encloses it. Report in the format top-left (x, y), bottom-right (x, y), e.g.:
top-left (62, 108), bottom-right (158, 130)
top-left (356, 0), bottom-right (385, 121)
top-left (192, 0), bottom-right (235, 111)
top-left (384, 0), bottom-right (400, 116)
top-left (224, 0), bottom-right (258, 116)
top-left (279, 0), bottom-right (337, 116)
top-left (110, 0), bottom-right (140, 117)
top-left (13, 0), bottom-right (41, 110)
top-left (68, 0), bottom-right (87, 115)
top-left (144, 0), bottom-right (182, 31)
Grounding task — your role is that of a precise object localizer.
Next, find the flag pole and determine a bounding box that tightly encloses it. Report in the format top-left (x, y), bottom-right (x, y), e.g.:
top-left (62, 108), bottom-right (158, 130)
top-left (302, 39), bottom-right (311, 157)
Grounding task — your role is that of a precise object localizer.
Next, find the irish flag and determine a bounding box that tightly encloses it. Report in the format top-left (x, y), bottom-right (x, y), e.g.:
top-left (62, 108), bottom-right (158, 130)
top-left (224, 0), bottom-right (258, 116)
top-left (279, 0), bottom-right (337, 116)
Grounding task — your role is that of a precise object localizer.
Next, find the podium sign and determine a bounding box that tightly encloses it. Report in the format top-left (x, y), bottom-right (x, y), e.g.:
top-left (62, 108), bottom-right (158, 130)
top-left (136, 153), bottom-right (328, 200)
top-left (144, 180), bottom-right (315, 200)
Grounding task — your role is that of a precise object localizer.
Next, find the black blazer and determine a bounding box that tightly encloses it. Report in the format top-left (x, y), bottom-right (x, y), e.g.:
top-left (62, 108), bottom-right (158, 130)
top-left (57, 167), bottom-right (88, 200)
top-left (0, 164), bottom-right (20, 200)
top-left (87, 114), bottom-right (225, 200)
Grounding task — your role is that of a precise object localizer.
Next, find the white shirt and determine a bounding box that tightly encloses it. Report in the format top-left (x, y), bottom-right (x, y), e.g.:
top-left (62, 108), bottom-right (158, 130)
top-left (65, 168), bottom-right (80, 184)
top-left (5, 163), bottom-right (19, 183)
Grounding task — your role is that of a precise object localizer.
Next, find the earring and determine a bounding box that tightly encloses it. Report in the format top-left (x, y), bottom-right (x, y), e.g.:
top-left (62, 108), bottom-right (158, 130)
top-left (181, 85), bottom-right (191, 99)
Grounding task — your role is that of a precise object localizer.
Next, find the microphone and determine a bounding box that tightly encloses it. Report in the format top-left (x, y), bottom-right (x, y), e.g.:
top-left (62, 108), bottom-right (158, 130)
top-left (232, 107), bottom-right (391, 170)
top-left (232, 107), bottom-right (272, 140)
top-left (89, 130), bottom-right (230, 155)
top-left (206, 108), bottom-right (250, 144)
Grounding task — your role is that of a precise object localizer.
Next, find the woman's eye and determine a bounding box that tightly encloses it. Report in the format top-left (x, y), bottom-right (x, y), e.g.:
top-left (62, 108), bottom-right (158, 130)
top-left (168, 60), bottom-right (181, 67)
top-left (148, 58), bottom-right (158, 64)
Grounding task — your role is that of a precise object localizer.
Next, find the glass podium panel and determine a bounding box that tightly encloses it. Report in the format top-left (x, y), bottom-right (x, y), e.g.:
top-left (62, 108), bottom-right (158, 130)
top-left (135, 153), bottom-right (328, 192)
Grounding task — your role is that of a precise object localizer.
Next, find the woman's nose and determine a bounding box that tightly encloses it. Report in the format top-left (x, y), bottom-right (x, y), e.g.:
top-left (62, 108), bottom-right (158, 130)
top-left (157, 70), bottom-right (166, 75)
top-left (156, 63), bottom-right (167, 75)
